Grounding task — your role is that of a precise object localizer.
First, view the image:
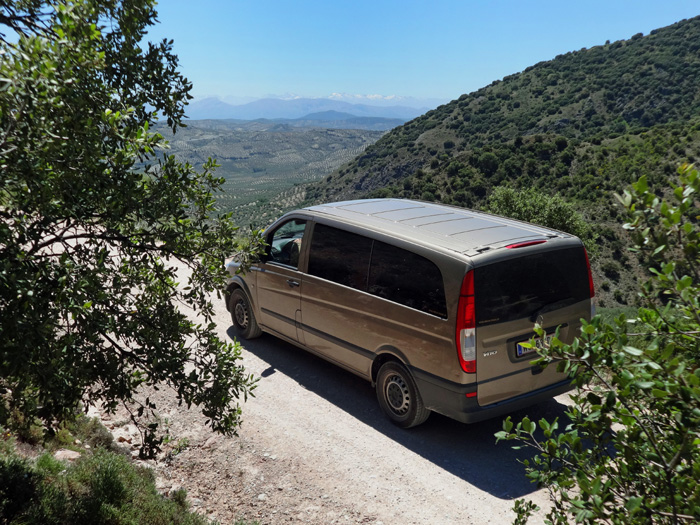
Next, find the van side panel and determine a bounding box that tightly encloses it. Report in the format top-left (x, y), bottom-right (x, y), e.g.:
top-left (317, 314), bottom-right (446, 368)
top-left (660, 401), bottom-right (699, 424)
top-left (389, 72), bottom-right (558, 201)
top-left (299, 277), bottom-right (374, 374)
top-left (256, 263), bottom-right (303, 342)
top-left (300, 276), bottom-right (453, 381)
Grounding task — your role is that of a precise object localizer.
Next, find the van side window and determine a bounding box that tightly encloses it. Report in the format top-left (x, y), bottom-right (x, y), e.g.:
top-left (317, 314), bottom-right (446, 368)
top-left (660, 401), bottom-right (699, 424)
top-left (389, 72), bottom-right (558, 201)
top-left (307, 223), bottom-right (372, 290)
top-left (368, 241), bottom-right (447, 318)
top-left (268, 219), bottom-right (306, 268)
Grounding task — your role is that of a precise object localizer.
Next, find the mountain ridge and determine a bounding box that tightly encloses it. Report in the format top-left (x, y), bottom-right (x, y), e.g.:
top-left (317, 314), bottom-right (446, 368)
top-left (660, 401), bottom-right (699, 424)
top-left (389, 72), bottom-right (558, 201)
top-left (183, 113), bottom-right (403, 132)
top-left (186, 96), bottom-right (428, 121)
top-left (307, 15), bottom-right (700, 204)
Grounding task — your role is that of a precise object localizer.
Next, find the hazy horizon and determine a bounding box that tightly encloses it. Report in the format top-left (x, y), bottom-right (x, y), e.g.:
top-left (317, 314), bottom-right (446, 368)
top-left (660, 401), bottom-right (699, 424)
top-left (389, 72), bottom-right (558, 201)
top-left (191, 93), bottom-right (449, 110)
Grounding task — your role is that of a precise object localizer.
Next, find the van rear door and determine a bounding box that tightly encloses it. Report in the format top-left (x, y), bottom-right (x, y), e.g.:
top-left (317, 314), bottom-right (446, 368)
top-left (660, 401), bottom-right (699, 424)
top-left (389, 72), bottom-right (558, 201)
top-left (472, 246), bottom-right (592, 406)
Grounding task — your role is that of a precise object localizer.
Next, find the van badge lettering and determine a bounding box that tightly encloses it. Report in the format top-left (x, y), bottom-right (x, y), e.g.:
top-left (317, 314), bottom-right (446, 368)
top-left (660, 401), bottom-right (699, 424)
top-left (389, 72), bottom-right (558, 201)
top-left (483, 350), bottom-right (498, 357)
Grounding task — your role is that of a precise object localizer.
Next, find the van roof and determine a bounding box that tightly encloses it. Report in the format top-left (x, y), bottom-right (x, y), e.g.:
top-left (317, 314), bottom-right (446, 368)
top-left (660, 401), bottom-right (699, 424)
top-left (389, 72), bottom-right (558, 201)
top-left (304, 199), bottom-right (569, 256)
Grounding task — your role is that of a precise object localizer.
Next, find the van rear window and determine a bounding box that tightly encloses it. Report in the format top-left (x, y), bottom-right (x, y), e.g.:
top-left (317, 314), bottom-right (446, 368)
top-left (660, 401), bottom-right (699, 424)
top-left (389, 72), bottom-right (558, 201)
top-left (474, 247), bottom-right (590, 326)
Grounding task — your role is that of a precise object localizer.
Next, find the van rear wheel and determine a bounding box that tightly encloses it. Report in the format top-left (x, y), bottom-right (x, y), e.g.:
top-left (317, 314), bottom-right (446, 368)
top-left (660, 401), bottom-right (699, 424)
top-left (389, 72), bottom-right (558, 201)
top-left (376, 362), bottom-right (430, 428)
top-left (229, 289), bottom-right (262, 340)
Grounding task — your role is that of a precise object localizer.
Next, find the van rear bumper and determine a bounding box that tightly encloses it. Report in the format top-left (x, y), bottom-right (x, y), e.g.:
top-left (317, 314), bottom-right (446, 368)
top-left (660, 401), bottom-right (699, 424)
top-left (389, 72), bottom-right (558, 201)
top-left (413, 370), bottom-right (573, 424)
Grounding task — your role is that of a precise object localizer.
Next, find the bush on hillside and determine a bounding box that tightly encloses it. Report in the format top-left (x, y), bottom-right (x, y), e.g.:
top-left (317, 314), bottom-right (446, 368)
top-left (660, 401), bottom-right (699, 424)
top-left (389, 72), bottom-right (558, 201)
top-left (485, 186), bottom-right (598, 253)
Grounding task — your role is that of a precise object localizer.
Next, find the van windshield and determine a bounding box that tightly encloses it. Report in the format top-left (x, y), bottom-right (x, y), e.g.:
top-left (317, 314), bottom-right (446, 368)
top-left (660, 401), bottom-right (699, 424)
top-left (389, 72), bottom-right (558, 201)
top-left (474, 247), bottom-right (590, 326)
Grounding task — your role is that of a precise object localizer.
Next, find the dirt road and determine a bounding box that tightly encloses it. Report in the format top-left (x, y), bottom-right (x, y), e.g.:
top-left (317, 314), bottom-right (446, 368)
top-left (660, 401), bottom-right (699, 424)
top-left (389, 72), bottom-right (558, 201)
top-left (105, 294), bottom-right (568, 524)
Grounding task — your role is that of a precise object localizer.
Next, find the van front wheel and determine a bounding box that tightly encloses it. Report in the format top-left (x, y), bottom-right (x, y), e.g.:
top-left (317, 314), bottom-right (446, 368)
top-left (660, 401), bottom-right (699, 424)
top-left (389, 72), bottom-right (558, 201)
top-left (229, 289), bottom-right (262, 340)
top-left (376, 362), bottom-right (430, 428)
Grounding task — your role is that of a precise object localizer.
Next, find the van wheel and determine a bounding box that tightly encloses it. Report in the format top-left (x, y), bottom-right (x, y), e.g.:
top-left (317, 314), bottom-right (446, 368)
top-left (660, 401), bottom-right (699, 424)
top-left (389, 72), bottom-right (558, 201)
top-left (376, 362), bottom-right (430, 428)
top-left (229, 289), bottom-right (262, 339)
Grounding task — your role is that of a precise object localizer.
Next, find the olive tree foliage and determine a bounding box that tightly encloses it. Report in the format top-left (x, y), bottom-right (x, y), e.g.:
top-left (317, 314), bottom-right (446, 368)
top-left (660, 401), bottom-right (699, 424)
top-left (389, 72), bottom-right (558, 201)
top-left (497, 165), bottom-right (700, 524)
top-left (485, 186), bottom-right (598, 253)
top-left (0, 0), bottom-right (52, 41)
top-left (0, 0), bottom-right (262, 456)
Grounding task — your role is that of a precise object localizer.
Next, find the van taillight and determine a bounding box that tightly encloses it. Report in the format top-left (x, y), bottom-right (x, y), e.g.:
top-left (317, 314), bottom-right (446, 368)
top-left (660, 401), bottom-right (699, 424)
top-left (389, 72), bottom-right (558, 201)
top-left (505, 240), bottom-right (547, 249)
top-left (456, 270), bottom-right (476, 374)
top-left (584, 248), bottom-right (596, 318)
top-left (583, 248), bottom-right (595, 298)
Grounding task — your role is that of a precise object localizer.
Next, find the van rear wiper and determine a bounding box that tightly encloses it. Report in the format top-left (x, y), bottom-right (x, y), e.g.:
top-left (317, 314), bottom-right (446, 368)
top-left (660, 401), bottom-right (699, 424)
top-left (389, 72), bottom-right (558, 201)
top-left (530, 297), bottom-right (575, 322)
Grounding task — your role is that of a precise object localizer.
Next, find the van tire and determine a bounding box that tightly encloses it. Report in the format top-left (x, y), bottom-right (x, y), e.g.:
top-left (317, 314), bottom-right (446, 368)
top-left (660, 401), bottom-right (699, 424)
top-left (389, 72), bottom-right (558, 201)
top-left (229, 289), bottom-right (262, 339)
top-left (376, 362), bottom-right (430, 428)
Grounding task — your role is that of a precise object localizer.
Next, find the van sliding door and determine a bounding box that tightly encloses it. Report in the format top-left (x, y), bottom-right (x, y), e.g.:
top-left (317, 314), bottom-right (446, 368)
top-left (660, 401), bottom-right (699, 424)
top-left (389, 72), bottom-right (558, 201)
top-left (300, 223), bottom-right (373, 373)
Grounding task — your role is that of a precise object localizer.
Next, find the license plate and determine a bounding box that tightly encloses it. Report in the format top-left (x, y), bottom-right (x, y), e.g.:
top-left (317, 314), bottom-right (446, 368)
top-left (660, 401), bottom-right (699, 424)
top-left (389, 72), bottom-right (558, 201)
top-left (516, 334), bottom-right (553, 357)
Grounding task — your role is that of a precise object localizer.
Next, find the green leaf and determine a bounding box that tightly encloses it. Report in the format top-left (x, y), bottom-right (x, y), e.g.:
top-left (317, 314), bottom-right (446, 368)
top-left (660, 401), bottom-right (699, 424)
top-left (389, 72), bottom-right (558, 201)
top-left (623, 346), bottom-right (644, 356)
top-left (625, 496), bottom-right (643, 512)
top-left (635, 175), bottom-right (649, 193)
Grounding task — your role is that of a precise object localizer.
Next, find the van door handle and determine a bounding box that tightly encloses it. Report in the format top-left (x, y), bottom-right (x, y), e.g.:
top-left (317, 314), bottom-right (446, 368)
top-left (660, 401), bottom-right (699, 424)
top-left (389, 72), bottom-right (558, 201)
top-left (286, 279), bottom-right (300, 288)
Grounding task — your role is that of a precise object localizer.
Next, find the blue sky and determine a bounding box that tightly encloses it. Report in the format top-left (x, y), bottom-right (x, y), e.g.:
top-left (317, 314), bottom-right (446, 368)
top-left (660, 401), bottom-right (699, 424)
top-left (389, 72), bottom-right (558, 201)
top-left (146, 1), bottom-right (700, 107)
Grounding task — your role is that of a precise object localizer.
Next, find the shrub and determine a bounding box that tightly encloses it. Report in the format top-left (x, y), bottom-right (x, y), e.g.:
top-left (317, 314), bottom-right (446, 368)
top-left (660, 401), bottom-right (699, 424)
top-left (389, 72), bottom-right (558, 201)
top-left (0, 446), bottom-right (215, 525)
top-left (601, 260), bottom-right (621, 279)
top-left (0, 452), bottom-right (37, 519)
top-left (485, 186), bottom-right (598, 253)
top-left (497, 164), bottom-right (700, 524)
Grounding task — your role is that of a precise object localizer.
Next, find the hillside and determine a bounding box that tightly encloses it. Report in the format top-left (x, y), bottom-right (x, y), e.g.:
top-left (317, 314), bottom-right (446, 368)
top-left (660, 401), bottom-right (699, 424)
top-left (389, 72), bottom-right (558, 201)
top-left (309, 16), bottom-right (700, 202)
top-left (303, 16), bottom-right (700, 307)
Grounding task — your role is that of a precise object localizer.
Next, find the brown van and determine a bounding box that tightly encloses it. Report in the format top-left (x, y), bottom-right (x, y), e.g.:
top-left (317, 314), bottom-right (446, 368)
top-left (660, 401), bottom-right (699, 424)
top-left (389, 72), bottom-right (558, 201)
top-left (226, 199), bottom-right (595, 428)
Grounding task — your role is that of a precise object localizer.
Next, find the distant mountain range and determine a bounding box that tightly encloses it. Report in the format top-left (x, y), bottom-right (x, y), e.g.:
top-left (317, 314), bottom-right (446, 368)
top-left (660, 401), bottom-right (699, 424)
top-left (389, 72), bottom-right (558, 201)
top-left (186, 97), bottom-right (430, 121)
top-left (183, 112), bottom-right (404, 132)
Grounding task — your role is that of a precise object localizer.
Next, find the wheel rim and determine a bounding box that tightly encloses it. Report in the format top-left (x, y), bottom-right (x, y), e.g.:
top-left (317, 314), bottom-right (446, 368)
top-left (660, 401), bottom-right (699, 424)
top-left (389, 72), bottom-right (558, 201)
top-left (385, 373), bottom-right (410, 415)
top-left (234, 299), bottom-right (249, 329)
